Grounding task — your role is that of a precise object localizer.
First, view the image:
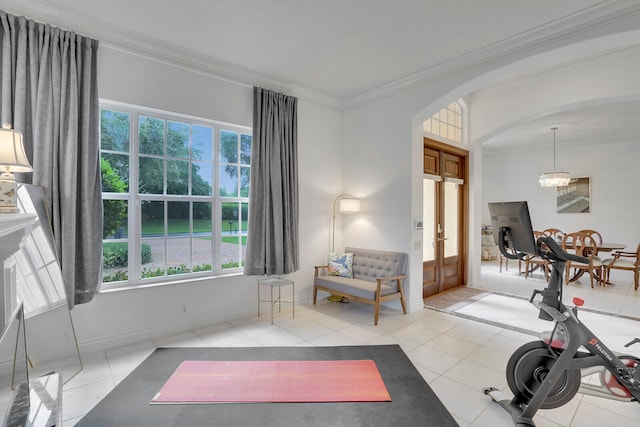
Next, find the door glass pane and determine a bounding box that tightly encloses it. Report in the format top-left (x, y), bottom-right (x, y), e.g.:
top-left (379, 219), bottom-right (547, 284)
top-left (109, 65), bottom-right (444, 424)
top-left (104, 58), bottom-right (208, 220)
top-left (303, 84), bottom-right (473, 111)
top-left (422, 178), bottom-right (435, 262)
top-left (444, 181), bottom-right (459, 257)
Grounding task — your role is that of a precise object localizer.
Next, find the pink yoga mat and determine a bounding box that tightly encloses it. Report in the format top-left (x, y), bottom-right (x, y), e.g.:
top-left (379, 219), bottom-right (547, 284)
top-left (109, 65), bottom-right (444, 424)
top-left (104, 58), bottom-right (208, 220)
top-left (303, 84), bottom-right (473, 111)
top-left (151, 359), bottom-right (391, 403)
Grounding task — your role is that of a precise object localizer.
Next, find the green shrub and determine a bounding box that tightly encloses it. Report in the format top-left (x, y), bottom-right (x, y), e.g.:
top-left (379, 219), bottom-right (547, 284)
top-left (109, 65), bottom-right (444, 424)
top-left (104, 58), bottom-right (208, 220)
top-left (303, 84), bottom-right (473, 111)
top-left (140, 244), bottom-right (152, 264)
top-left (103, 243), bottom-right (152, 267)
top-left (141, 267), bottom-right (165, 278)
top-left (103, 242), bottom-right (128, 267)
top-left (102, 270), bottom-right (128, 282)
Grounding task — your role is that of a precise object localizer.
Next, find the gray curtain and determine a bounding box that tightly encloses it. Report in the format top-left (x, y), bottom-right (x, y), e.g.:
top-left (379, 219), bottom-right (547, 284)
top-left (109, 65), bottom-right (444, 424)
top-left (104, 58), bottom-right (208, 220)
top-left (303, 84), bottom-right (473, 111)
top-left (245, 87), bottom-right (299, 275)
top-left (0, 11), bottom-right (102, 306)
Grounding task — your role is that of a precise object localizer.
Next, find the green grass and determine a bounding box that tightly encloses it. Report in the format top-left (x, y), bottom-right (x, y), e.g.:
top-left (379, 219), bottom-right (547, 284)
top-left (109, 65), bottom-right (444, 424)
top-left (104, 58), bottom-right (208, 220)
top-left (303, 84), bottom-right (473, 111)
top-left (141, 219), bottom-right (247, 235)
top-left (222, 236), bottom-right (248, 244)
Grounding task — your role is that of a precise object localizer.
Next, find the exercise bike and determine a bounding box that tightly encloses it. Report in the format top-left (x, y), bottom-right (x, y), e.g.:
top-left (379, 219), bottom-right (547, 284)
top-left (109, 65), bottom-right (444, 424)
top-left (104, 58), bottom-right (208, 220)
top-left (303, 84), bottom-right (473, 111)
top-left (483, 201), bottom-right (640, 427)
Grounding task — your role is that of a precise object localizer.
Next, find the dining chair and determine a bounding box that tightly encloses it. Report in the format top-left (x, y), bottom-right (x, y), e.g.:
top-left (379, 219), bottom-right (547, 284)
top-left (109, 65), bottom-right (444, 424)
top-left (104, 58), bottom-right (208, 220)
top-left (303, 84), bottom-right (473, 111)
top-left (499, 247), bottom-right (523, 275)
top-left (578, 229), bottom-right (604, 264)
top-left (542, 228), bottom-right (564, 244)
top-left (524, 230), bottom-right (549, 280)
top-left (562, 231), bottom-right (604, 288)
top-left (602, 243), bottom-right (640, 290)
top-left (579, 229), bottom-right (603, 245)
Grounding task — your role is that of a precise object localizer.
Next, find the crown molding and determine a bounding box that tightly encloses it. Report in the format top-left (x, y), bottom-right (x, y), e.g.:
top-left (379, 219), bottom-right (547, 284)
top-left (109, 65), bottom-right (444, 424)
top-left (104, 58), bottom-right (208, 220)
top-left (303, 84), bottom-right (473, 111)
top-left (0, 0), bottom-right (343, 110)
top-left (2, 1), bottom-right (640, 112)
top-left (343, 0), bottom-right (640, 110)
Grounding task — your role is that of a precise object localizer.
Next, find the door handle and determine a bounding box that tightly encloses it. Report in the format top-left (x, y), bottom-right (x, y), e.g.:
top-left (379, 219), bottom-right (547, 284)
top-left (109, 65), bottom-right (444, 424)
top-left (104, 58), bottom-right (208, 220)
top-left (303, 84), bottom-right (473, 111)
top-left (436, 237), bottom-right (450, 242)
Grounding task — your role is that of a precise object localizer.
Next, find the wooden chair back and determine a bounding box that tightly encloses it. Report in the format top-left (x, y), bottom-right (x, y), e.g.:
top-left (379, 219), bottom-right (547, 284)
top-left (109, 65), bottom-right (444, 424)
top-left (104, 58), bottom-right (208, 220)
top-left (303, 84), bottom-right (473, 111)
top-left (578, 229), bottom-right (603, 245)
top-left (542, 228), bottom-right (564, 243)
top-left (562, 232), bottom-right (603, 288)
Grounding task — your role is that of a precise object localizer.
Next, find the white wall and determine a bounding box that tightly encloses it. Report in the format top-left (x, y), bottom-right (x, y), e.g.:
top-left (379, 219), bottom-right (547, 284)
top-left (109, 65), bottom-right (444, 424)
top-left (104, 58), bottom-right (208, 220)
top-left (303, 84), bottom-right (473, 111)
top-left (482, 139), bottom-right (640, 250)
top-left (69, 47), bottom-right (344, 354)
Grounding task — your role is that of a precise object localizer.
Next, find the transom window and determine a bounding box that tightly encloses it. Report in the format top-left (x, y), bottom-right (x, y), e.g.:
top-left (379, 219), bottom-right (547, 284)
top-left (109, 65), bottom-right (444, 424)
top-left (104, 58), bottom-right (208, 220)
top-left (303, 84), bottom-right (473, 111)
top-left (423, 101), bottom-right (463, 143)
top-left (100, 102), bottom-right (251, 289)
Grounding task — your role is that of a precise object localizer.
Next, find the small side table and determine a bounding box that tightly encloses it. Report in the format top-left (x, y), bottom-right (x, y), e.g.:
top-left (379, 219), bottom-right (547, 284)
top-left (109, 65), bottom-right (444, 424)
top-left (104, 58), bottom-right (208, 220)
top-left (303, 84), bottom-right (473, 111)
top-left (257, 277), bottom-right (295, 324)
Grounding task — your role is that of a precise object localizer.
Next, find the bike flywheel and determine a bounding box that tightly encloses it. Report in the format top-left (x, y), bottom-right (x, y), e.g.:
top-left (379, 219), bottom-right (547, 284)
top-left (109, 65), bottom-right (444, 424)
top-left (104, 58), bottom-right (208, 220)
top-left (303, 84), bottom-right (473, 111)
top-left (507, 340), bottom-right (581, 409)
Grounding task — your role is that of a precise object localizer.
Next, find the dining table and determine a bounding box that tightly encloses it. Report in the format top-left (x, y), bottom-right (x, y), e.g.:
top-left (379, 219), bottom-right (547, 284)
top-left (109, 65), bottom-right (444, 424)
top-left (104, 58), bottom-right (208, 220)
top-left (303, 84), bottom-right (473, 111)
top-left (564, 241), bottom-right (627, 284)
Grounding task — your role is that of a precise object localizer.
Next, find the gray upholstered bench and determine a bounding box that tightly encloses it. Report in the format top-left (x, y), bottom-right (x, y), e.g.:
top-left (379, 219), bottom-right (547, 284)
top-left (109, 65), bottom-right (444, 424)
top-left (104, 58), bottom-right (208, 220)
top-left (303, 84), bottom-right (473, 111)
top-left (313, 247), bottom-right (408, 325)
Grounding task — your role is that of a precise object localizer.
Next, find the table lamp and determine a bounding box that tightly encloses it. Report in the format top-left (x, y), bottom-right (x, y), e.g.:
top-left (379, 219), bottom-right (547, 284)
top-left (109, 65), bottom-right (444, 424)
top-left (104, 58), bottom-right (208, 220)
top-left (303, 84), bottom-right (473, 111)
top-left (0, 124), bottom-right (32, 213)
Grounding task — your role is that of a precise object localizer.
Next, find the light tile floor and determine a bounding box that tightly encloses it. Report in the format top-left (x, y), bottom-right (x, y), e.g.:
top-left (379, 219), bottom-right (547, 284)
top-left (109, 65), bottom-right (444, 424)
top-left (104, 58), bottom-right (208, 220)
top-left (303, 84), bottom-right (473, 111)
top-left (5, 260), bottom-right (640, 427)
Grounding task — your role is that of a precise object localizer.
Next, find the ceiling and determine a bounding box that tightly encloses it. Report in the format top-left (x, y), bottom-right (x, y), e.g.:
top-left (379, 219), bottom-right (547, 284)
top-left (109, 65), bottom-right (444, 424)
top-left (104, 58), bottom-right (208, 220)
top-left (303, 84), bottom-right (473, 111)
top-left (480, 100), bottom-right (640, 152)
top-left (4, 0), bottom-right (640, 149)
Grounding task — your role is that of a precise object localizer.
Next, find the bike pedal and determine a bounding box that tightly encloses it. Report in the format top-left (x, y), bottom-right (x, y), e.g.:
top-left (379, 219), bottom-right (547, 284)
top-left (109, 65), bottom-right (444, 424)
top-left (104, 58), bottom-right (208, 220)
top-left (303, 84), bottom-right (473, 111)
top-left (624, 338), bottom-right (640, 348)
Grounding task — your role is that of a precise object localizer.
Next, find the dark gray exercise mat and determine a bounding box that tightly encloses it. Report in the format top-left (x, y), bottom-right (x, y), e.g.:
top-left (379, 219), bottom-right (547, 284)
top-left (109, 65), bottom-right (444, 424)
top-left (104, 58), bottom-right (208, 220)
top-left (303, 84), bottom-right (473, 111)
top-left (76, 345), bottom-right (458, 427)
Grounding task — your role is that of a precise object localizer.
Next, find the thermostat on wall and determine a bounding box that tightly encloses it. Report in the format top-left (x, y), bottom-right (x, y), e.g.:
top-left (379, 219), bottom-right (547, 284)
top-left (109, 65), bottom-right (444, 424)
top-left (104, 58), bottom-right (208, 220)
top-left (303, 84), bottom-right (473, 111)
top-left (415, 218), bottom-right (423, 230)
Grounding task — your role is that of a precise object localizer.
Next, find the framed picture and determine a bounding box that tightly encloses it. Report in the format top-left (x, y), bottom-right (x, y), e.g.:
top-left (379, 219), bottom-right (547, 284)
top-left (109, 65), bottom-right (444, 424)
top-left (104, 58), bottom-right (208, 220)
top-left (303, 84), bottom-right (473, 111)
top-left (557, 177), bottom-right (590, 213)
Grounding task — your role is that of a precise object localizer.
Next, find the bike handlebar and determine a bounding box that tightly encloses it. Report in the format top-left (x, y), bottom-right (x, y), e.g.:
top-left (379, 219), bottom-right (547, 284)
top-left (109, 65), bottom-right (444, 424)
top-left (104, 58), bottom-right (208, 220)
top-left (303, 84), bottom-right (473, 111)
top-left (540, 236), bottom-right (590, 264)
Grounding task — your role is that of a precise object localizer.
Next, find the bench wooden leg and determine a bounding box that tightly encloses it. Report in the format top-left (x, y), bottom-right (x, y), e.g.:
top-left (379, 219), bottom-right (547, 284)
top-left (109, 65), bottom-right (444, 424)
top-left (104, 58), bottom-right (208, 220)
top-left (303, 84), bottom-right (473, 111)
top-left (374, 301), bottom-right (380, 326)
top-left (313, 286), bottom-right (318, 304)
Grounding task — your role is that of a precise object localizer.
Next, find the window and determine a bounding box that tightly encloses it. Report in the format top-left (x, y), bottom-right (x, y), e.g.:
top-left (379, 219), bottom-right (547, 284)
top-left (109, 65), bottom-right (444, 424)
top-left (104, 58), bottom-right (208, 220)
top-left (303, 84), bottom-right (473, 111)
top-left (100, 102), bottom-right (251, 289)
top-left (423, 101), bottom-right (463, 143)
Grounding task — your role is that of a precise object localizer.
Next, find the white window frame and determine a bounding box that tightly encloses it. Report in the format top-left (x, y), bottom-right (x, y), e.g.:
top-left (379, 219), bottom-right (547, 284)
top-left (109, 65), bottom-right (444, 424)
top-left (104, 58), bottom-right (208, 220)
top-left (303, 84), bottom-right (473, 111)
top-left (99, 100), bottom-right (251, 291)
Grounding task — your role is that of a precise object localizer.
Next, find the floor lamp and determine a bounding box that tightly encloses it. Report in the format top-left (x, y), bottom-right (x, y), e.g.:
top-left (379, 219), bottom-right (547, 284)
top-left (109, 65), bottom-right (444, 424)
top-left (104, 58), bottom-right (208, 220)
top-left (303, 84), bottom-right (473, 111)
top-left (331, 194), bottom-right (361, 252)
top-left (329, 194), bottom-right (360, 302)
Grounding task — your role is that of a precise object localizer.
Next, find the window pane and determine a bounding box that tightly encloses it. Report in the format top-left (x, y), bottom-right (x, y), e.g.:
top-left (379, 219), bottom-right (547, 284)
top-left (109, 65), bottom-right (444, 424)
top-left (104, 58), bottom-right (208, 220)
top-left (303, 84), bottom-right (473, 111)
top-left (220, 130), bottom-right (238, 163)
top-left (193, 202), bottom-right (212, 233)
top-left (240, 134), bottom-right (251, 164)
top-left (167, 159), bottom-right (189, 195)
top-left (192, 161), bottom-right (213, 196)
top-left (101, 153), bottom-right (129, 192)
top-left (439, 121), bottom-right (447, 138)
top-left (241, 202), bottom-right (248, 233)
top-left (168, 201), bottom-right (189, 234)
top-left (102, 242), bottom-right (128, 283)
top-left (423, 179), bottom-right (435, 262)
top-left (222, 202), bottom-right (239, 235)
top-left (167, 121), bottom-right (190, 158)
top-left (220, 165), bottom-right (238, 197)
top-left (423, 118), bottom-right (431, 133)
top-left (193, 125), bottom-right (213, 161)
top-left (101, 110), bottom-right (130, 152)
top-left (139, 116), bottom-right (165, 155)
top-left (193, 201), bottom-right (213, 273)
top-left (139, 157), bottom-right (165, 194)
top-left (141, 201), bottom-right (164, 237)
top-left (240, 166), bottom-right (250, 197)
top-left (167, 238), bottom-right (191, 276)
top-left (444, 181), bottom-right (459, 257)
top-left (167, 201), bottom-right (190, 275)
top-left (221, 202), bottom-right (241, 270)
top-left (103, 199), bottom-right (128, 239)
top-left (141, 239), bottom-right (165, 279)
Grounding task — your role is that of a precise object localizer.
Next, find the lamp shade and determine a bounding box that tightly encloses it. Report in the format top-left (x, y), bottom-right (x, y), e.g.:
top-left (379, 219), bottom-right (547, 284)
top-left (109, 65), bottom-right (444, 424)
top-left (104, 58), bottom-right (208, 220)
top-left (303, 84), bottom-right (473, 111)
top-left (339, 198), bottom-right (360, 213)
top-left (0, 126), bottom-right (32, 173)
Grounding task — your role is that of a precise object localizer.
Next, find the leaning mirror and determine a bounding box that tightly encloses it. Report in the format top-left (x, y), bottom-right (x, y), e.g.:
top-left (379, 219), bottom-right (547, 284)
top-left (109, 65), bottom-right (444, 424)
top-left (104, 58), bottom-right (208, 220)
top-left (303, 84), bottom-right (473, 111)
top-left (12, 184), bottom-right (82, 382)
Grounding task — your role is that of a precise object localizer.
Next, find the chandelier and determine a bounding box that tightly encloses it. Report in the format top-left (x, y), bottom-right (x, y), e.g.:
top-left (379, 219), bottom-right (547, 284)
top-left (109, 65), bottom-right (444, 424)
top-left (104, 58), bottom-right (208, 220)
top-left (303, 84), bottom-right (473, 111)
top-left (539, 127), bottom-right (570, 187)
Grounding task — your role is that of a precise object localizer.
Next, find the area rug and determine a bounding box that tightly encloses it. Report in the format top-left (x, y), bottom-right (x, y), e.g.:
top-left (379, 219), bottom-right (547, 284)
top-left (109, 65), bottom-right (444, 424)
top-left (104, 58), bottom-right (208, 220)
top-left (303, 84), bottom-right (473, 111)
top-left (424, 286), bottom-right (489, 312)
top-left (151, 359), bottom-right (391, 403)
top-left (76, 345), bottom-right (458, 427)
